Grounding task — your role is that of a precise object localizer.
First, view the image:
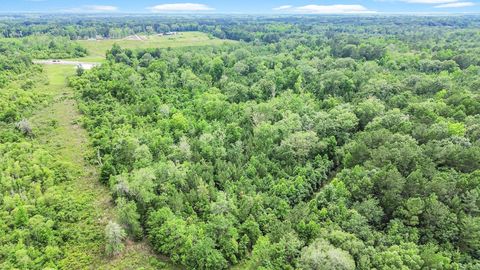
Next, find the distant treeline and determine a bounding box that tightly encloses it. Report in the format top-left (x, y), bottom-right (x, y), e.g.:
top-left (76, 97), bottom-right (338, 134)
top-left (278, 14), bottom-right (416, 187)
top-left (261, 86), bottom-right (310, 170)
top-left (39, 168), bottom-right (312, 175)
top-left (1, 15), bottom-right (480, 41)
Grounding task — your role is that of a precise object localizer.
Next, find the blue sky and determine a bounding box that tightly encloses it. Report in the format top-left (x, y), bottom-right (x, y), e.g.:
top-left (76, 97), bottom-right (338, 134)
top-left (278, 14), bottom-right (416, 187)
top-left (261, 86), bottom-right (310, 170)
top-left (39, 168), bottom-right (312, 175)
top-left (2, 0), bottom-right (480, 14)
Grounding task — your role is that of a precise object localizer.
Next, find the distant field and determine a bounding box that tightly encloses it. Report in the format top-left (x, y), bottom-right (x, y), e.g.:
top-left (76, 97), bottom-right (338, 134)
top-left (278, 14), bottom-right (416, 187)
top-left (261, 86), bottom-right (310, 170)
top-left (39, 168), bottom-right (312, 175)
top-left (73, 32), bottom-right (235, 62)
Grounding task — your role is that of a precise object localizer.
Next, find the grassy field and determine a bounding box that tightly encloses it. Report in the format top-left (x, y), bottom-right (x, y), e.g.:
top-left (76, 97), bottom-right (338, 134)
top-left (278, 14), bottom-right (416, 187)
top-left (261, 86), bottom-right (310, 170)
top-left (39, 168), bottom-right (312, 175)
top-left (72, 31), bottom-right (235, 62)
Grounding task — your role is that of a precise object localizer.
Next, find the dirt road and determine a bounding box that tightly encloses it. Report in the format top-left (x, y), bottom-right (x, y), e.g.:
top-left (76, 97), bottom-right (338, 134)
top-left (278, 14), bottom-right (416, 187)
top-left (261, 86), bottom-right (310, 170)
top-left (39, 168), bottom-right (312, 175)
top-left (33, 59), bottom-right (100, 70)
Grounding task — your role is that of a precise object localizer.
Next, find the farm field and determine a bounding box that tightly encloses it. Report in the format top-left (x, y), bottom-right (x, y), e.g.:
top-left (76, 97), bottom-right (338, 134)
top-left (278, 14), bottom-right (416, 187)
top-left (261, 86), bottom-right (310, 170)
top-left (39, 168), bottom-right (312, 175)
top-left (72, 32), bottom-right (236, 62)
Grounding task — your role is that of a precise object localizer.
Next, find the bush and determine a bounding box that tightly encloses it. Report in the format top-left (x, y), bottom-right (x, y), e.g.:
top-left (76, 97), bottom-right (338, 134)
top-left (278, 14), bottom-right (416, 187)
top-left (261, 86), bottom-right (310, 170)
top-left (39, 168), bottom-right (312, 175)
top-left (15, 119), bottom-right (33, 137)
top-left (105, 221), bottom-right (126, 257)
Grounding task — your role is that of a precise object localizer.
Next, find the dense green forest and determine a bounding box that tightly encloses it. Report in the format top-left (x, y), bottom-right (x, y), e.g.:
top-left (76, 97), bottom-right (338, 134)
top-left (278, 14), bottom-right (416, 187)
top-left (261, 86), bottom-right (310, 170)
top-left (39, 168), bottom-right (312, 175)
top-left (1, 15), bottom-right (480, 269)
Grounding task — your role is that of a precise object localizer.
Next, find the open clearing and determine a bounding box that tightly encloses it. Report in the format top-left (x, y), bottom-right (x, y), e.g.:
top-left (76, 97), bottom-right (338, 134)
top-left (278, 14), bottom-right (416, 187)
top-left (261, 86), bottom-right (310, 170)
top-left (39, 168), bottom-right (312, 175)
top-left (72, 32), bottom-right (236, 62)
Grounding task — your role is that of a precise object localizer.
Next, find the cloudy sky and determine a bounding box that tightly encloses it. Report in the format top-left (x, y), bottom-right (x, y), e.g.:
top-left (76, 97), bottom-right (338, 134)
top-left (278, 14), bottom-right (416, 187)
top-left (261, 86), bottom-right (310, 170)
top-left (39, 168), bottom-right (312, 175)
top-left (2, 0), bottom-right (479, 14)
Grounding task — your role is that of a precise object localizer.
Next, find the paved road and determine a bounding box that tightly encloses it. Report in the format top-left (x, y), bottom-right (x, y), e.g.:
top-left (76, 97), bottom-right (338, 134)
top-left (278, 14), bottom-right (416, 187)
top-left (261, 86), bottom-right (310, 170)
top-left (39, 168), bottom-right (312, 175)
top-left (33, 60), bottom-right (100, 70)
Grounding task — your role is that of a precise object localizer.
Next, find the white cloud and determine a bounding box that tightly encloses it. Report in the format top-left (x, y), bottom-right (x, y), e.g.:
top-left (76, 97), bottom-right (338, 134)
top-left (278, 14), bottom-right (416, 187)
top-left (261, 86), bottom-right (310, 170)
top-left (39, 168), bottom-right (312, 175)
top-left (434, 1), bottom-right (475, 7)
top-left (402, 0), bottom-right (457, 3)
top-left (62, 5), bottom-right (118, 13)
top-left (148, 3), bottom-right (214, 12)
top-left (276, 4), bottom-right (376, 14)
top-left (399, 0), bottom-right (476, 9)
top-left (297, 4), bottom-right (374, 13)
top-left (273, 5), bottom-right (293, 11)
top-left (85, 5), bottom-right (118, 12)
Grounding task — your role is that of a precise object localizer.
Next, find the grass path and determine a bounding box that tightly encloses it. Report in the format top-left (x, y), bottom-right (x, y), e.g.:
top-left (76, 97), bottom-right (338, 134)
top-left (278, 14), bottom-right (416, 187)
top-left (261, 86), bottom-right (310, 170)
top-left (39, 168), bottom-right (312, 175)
top-left (29, 65), bottom-right (175, 269)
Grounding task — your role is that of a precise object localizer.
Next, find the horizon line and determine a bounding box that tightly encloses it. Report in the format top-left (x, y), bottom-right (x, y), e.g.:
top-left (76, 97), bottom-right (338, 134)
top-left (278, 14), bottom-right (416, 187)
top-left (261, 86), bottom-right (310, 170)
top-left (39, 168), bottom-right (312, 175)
top-left (2, 12), bottom-right (480, 16)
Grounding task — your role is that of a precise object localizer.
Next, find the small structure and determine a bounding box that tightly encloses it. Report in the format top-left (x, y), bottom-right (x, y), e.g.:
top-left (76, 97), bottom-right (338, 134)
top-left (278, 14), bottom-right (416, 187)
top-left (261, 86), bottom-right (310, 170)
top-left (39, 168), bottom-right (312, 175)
top-left (77, 63), bottom-right (96, 70)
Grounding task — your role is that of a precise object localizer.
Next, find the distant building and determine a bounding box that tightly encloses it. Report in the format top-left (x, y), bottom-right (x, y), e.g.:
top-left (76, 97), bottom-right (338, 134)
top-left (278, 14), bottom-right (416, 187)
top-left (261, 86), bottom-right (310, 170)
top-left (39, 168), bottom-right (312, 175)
top-left (77, 63), bottom-right (96, 70)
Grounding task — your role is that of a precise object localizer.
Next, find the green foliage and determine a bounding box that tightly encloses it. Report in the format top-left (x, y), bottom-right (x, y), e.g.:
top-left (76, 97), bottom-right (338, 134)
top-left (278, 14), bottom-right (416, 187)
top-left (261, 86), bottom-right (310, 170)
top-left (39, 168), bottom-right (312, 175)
top-left (116, 198), bottom-right (143, 239)
top-left (0, 141), bottom-right (87, 269)
top-left (71, 19), bottom-right (480, 267)
top-left (298, 239), bottom-right (355, 270)
top-left (105, 221), bottom-right (126, 257)
top-left (0, 36), bottom-right (86, 59)
top-left (4, 15), bottom-right (479, 269)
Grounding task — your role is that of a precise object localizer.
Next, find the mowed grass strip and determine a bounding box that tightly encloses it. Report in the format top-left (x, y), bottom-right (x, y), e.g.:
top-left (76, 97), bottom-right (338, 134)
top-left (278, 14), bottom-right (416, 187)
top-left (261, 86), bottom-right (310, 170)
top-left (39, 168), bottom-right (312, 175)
top-left (72, 32), bottom-right (236, 62)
